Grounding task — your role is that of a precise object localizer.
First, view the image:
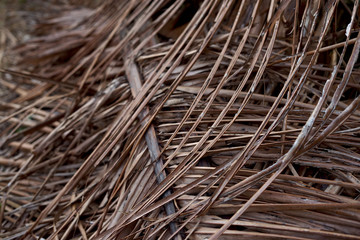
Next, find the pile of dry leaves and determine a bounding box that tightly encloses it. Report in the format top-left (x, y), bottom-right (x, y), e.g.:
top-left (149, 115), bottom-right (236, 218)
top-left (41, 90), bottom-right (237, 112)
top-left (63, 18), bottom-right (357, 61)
top-left (1, 0), bottom-right (360, 239)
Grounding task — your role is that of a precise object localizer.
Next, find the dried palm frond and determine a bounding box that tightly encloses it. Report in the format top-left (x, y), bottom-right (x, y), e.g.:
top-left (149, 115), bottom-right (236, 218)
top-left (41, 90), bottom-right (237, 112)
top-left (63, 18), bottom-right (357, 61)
top-left (1, 0), bottom-right (360, 239)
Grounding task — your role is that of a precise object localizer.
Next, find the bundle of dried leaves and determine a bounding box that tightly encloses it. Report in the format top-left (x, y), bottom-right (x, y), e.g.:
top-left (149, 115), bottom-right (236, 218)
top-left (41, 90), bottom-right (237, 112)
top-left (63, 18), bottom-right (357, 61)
top-left (1, 0), bottom-right (360, 239)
